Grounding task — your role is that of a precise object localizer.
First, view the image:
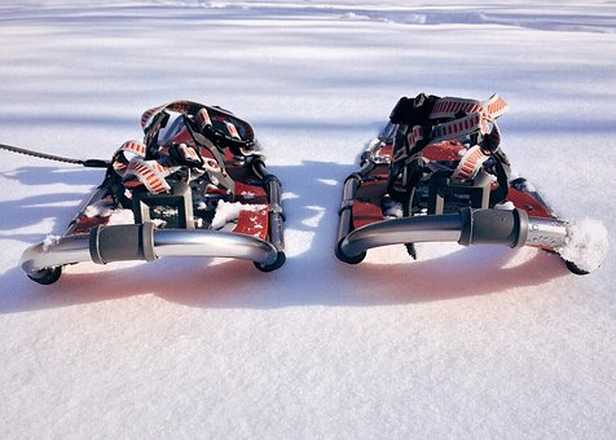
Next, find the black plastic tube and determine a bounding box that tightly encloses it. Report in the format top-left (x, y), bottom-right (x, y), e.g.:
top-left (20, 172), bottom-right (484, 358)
top-left (89, 223), bottom-right (156, 264)
top-left (335, 174), bottom-right (364, 263)
top-left (252, 159), bottom-right (286, 270)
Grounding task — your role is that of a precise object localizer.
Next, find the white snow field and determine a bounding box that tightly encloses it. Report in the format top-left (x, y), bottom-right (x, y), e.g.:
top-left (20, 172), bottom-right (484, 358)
top-left (1, 1), bottom-right (615, 438)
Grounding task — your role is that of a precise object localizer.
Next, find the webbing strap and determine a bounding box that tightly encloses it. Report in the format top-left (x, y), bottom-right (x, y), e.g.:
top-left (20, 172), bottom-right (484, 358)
top-left (183, 120), bottom-right (236, 194)
top-left (431, 112), bottom-right (488, 142)
top-left (115, 145), bottom-right (223, 195)
top-left (112, 139), bottom-right (144, 170)
top-left (225, 121), bottom-right (241, 140)
top-left (406, 125), bottom-right (424, 148)
top-left (141, 100), bottom-right (200, 130)
top-left (123, 159), bottom-right (176, 194)
top-left (429, 94), bottom-right (508, 120)
top-left (111, 139), bottom-right (181, 194)
top-left (430, 97), bottom-right (483, 119)
top-left (195, 107), bottom-right (212, 128)
top-left (484, 94), bottom-right (508, 119)
top-left (119, 139), bottom-right (146, 156)
top-left (451, 145), bottom-right (490, 182)
top-left (405, 95), bottom-right (508, 152)
top-left (141, 100), bottom-right (245, 146)
top-left (113, 111), bottom-right (237, 195)
top-left (178, 144), bottom-right (200, 163)
top-left (112, 140), bottom-right (145, 173)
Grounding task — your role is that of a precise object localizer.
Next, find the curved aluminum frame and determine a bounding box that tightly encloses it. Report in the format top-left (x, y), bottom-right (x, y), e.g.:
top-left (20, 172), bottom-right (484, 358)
top-left (20, 229), bottom-right (279, 276)
top-left (21, 235), bottom-right (92, 275)
top-left (153, 230), bottom-right (278, 263)
top-left (339, 214), bottom-right (463, 258)
top-left (338, 212), bottom-right (569, 259)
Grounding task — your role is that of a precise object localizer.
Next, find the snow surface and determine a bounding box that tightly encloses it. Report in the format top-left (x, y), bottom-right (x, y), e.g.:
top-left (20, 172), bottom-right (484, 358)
top-left (1, 1), bottom-right (616, 438)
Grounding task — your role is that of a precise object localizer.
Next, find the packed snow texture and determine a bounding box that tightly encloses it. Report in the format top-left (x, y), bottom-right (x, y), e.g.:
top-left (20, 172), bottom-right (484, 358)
top-left (0, 1), bottom-right (615, 439)
top-left (559, 218), bottom-right (609, 273)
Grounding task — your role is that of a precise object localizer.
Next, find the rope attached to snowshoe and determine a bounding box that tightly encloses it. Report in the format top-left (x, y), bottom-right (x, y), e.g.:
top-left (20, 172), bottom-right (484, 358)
top-left (0, 101), bottom-right (259, 201)
top-left (0, 143), bottom-right (109, 168)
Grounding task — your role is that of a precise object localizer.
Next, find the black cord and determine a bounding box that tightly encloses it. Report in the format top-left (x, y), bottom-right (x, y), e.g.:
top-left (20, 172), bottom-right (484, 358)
top-left (0, 143), bottom-right (108, 168)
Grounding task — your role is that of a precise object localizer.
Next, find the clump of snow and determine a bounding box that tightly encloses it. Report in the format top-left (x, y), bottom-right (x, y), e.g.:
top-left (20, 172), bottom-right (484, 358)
top-left (106, 209), bottom-right (135, 226)
top-left (84, 200), bottom-right (113, 218)
top-left (211, 200), bottom-right (267, 229)
top-left (382, 199), bottom-right (402, 218)
top-left (558, 218), bottom-right (609, 273)
top-left (523, 180), bottom-right (537, 192)
top-left (42, 235), bottom-right (61, 252)
top-left (86, 200), bottom-right (134, 225)
top-left (150, 218), bottom-right (167, 228)
top-left (495, 201), bottom-right (515, 210)
top-left (240, 190), bottom-right (256, 200)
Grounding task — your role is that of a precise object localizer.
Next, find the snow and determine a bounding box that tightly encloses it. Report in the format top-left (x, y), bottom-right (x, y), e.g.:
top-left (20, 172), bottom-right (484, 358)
top-left (559, 218), bottom-right (609, 273)
top-left (107, 208), bottom-right (136, 225)
top-left (211, 200), bottom-right (267, 229)
top-left (84, 199), bottom-right (114, 218)
top-left (85, 200), bottom-right (135, 224)
top-left (0, 1), bottom-right (615, 438)
top-left (41, 234), bottom-right (61, 251)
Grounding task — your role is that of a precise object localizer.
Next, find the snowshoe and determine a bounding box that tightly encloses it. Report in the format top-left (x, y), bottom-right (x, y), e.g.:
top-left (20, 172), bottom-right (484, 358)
top-left (335, 93), bottom-right (607, 275)
top-left (19, 100), bottom-right (286, 285)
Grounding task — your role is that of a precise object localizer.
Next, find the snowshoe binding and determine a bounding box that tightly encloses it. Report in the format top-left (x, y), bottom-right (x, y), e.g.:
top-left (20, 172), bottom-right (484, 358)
top-left (335, 93), bottom-right (608, 275)
top-left (20, 100), bottom-right (286, 284)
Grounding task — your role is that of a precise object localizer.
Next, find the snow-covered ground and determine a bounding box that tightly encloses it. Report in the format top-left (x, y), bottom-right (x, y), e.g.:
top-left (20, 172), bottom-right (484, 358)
top-left (1, 1), bottom-right (615, 438)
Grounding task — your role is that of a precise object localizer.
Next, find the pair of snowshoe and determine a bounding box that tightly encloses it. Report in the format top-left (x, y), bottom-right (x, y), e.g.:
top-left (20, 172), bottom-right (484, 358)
top-left (10, 95), bottom-right (607, 285)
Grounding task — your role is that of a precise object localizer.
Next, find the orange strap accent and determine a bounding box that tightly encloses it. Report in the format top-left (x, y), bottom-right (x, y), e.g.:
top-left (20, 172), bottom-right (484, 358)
top-left (431, 112), bottom-right (488, 142)
top-left (451, 145), bottom-right (489, 182)
top-left (430, 94), bottom-right (508, 120)
top-left (430, 97), bottom-right (483, 119)
top-left (123, 159), bottom-right (174, 194)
